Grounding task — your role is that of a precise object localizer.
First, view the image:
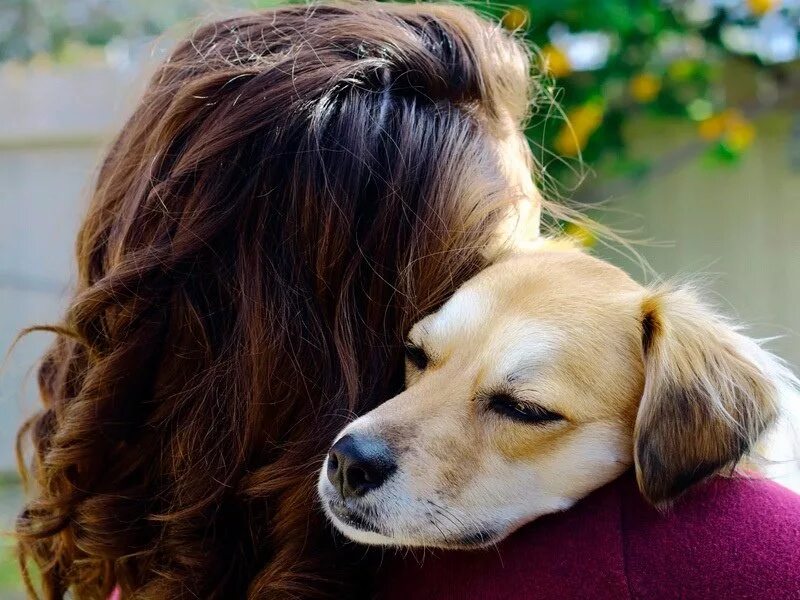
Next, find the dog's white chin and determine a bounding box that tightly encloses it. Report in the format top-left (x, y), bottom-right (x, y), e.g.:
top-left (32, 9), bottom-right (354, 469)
top-left (330, 516), bottom-right (502, 549)
top-left (322, 498), bottom-right (503, 549)
top-left (327, 512), bottom-right (398, 546)
top-left (324, 501), bottom-right (513, 549)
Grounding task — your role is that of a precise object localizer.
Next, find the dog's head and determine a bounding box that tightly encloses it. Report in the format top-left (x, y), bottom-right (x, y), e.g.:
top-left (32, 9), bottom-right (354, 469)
top-left (318, 246), bottom-right (791, 548)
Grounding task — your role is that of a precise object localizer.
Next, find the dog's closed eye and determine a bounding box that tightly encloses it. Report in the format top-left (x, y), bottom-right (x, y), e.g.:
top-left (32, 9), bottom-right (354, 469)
top-left (404, 343), bottom-right (429, 371)
top-left (485, 393), bottom-right (564, 424)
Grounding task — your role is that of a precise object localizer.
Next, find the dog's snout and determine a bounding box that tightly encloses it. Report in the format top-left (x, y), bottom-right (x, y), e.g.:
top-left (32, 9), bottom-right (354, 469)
top-left (327, 434), bottom-right (396, 499)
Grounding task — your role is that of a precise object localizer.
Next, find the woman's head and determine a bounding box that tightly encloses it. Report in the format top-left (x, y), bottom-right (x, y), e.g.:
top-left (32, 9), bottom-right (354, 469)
top-left (17, 3), bottom-right (536, 598)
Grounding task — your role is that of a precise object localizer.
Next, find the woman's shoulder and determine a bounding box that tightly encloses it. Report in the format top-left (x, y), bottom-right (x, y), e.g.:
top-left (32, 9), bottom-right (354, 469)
top-left (621, 473), bottom-right (800, 599)
top-left (377, 473), bottom-right (800, 600)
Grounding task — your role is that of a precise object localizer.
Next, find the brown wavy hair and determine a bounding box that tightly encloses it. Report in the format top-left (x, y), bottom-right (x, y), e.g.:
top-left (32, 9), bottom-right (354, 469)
top-left (15, 3), bottom-right (537, 598)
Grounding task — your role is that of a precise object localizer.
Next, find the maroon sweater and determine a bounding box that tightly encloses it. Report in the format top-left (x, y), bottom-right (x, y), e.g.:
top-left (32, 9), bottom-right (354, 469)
top-left (378, 472), bottom-right (800, 599)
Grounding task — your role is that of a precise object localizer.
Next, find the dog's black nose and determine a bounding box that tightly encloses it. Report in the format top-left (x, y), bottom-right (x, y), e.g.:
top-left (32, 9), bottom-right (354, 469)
top-left (327, 434), bottom-right (395, 499)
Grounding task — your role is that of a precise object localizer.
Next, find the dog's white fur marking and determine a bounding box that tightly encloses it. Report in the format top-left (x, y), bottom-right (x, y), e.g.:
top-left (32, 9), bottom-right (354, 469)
top-left (488, 320), bottom-right (562, 381)
top-left (411, 287), bottom-right (493, 345)
top-left (318, 245), bottom-right (799, 549)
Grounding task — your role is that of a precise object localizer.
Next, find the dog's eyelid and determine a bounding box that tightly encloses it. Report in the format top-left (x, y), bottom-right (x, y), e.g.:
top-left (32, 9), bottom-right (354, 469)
top-left (404, 341), bottom-right (430, 370)
top-left (483, 391), bottom-right (565, 424)
top-left (404, 339), bottom-right (424, 352)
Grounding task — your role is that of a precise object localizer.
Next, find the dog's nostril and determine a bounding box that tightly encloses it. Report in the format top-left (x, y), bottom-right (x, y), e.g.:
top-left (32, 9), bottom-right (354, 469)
top-left (327, 452), bottom-right (339, 472)
top-left (326, 434), bottom-right (396, 499)
top-left (346, 465), bottom-right (370, 489)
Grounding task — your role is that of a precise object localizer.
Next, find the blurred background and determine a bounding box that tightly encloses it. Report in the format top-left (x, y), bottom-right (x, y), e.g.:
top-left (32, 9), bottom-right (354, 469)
top-left (1, 0), bottom-right (799, 595)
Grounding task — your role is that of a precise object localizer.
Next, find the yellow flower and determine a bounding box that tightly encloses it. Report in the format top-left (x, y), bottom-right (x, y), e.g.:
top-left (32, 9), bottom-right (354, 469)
top-left (554, 103), bottom-right (604, 156)
top-left (698, 109), bottom-right (756, 151)
top-left (502, 7), bottom-right (529, 31)
top-left (554, 129), bottom-right (583, 156)
top-left (698, 112), bottom-right (728, 140)
top-left (748, 0), bottom-right (779, 16)
top-left (724, 120), bottom-right (756, 152)
top-left (629, 73), bottom-right (662, 103)
top-left (541, 45), bottom-right (572, 79)
top-left (564, 222), bottom-right (597, 248)
top-left (570, 103), bottom-right (605, 134)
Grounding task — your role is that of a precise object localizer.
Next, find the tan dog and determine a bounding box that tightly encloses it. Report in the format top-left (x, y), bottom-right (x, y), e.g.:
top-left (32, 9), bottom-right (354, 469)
top-left (317, 244), bottom-right (798, 548)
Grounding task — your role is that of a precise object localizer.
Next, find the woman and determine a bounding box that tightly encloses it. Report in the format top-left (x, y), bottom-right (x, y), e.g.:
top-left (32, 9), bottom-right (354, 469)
top-left (16, 4), bottom-right (544, 598)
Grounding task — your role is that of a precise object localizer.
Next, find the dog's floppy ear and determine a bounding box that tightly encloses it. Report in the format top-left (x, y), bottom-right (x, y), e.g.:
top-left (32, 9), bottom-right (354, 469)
top-left (634, 285), bottom-right (784, 505)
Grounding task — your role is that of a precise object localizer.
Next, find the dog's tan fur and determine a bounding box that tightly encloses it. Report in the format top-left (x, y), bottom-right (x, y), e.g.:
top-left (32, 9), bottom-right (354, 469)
top-left (319, 243), bottom-right (797, 548)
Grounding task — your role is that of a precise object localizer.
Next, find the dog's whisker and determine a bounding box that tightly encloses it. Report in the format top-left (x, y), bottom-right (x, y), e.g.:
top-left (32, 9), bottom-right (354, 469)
top-left (425, 508), bottom-right (449, 543)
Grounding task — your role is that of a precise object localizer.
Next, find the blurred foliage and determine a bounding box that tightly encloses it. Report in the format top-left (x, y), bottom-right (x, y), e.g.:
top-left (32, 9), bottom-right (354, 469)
top-left (483, 0), bottom-right (800, 188)
top-left (478, 0), bottom-right (800, 190)
top-left (2, 0), bottom-right (799, 190)
top-left (0, 0), bottom-right (189, 60)
top-left (0, 481), bottom-right (24, 596)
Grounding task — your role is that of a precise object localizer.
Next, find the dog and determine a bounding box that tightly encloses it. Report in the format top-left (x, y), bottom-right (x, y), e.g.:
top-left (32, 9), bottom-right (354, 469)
top-left (317, 242), bottom-right (798, 549)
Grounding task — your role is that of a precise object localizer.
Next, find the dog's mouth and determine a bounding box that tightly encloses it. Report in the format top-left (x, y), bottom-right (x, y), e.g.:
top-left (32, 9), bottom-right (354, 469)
top-left (325, 499), bottom-right (383, 535)
top-left (325, 492), bottom-right (503, 550)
